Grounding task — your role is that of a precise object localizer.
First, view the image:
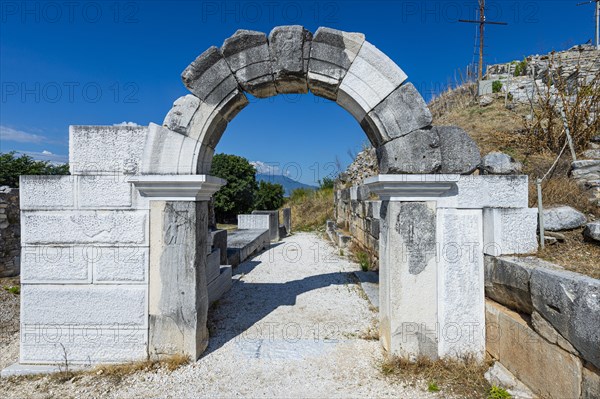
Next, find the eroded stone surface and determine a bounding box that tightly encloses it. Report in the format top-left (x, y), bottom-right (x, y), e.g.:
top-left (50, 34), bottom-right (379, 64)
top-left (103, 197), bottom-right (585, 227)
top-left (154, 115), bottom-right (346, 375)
top-left (376, 128), bottom-right (441, 174)
top-left (437, 126), bottom-right (481, 174)
top-left (269, 25), bottom-right (312, 94)
top-left (584, 221), bottom-right (600, 242)
top-left (360, 83), bottom-right (431, 146)
top-left (483, 208), bottom-right (538, 256)
top-left (480, 151), bottom-right (523, 175)
top-left (542, 205), bottom-right (587, 231)
top-left (162, 95), bottom-right (201, 134)
top-left (221, 30), bottom-right (276, 97)
top-left (307, 27), bottom-right (365, 100)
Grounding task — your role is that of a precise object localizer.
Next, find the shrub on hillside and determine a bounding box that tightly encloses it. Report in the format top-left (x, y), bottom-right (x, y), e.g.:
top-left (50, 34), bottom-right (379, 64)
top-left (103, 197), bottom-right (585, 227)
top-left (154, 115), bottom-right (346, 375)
top-left (254, 180), bottom-right (285, 211)
top-left (492, 81), bottom-right (503, 93)
top-left (0, 152), bottom-right (69, 187)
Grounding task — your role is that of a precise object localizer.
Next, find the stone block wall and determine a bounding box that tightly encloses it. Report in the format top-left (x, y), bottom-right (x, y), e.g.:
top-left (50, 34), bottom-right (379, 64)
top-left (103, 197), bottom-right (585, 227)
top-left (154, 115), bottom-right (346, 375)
top-left (19, 126), bottom-right (151, 364)
top-left (485, 256), bottom-right (600, 398)
top-left (0, 187), bottom-right (20, 278)
top-left (334, 184), bottom-right (379, 258)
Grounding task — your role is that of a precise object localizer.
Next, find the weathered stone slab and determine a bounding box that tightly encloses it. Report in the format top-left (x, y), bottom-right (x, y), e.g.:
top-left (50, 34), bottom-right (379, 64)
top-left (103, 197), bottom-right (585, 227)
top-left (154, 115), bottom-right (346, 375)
top-left (282, 208), bottom-right (292, 234)
top-left (530, 267), bottom-right (600, 369)
top-left (268, 25), bottom-right (312, 94)
top-left (69, 125), bottom-right (148, 175)
top-left (226, 229), bottom-right (269, 267)
top-left (20, 327), bottom-right (147, 364)
top-left (360, 83), bottom-right (431, 146)
top-left (21, 285), bottom-right (147, 326)
top-left (542, 205), bottom-right (587, 231)
top-left (221, 30), bottom-right (276, 98)
top-left (480, 151), bottom-right (523, 175)
top-left (210, 229), bottom-right (228, 264)
top-left (584, 221), bottom-right (600, 242)
top-left (79, 176), bottom-right (133, 208)
top-left (582, 366), bottom-right (600, 399)
top-left (483, 256), bottom-right (563, 314)
top-left (162, 94), bottom-right (201, 134)
top-left (337, 41), bottom-right (408, 123)
top-left (483, 208), bottom-right (538, 256)
top-left (206, 248), bottom-right (221, 284)
top-left (93, 246), bottom-right (148, 283)
top-left (437, 208), bottom-right (485, 359)
top-left (20, 176), bottom-right (75, 209)
top-left (140, 123), bottom-right (201, 175)
top-left (149, 201), bottom-right (209, 360)
top-left (456, 175), bottom-right (529, 209)
top-left (181, 46), bottom-right (240, 107)
top-left (437, 126), bottom-right (481, 174)
top-left (307, 27), bottom-right (365, 100)
top-left (208, 265), bottom-right (232, 303)
top-left (379, 201), bottom-right (439, 358)
top-left (252, 210), bottom-right (280, 241)
top-left (21, 246), bottom-right (91, 283)
top-left (531, 311), bottom-right (578, 355)
top-left (21, 210), bottom-right (147, 245)
top-left (376, 128), bottom-right (441, 174)
top-left (485, 300), bottom-right (583, 399)
top-left (238, 214), bottom-right (270, 230)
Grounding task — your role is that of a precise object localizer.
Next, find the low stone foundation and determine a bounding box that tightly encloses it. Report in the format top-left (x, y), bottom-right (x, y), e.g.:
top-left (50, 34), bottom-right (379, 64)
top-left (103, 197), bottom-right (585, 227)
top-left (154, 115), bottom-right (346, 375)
top-left (0, 187), bottom-right (20, 278)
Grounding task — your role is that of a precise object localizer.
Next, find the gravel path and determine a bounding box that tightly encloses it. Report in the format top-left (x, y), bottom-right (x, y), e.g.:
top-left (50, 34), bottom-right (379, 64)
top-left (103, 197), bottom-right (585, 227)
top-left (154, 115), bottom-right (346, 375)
top-left (0, 233), bottom-right (437, 398)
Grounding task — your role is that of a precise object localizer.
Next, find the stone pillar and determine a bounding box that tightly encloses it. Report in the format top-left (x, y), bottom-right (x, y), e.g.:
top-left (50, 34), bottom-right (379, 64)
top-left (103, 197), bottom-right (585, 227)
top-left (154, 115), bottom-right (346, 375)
top-left (130, 175), bottom-right (225, 360)
top-left (366, 175), bottom-right (485, 361)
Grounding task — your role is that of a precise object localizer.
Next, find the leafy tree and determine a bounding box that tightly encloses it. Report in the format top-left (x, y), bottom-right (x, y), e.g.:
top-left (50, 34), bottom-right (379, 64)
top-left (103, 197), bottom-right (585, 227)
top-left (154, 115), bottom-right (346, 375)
top-left (254, 180), bottom-right (285, 211)
top-left (210, 153), bottom-right (258, 223)
top-left (0, 152), bottom-right (69, 188)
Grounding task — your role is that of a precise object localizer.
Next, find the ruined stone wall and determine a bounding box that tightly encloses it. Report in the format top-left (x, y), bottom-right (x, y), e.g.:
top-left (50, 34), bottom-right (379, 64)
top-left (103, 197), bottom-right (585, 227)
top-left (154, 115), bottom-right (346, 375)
top-left (0, 187), bottom-right (20, 277)
top-left (334, 185), bottom-right (379, 259)
top-left (485, 256), bottom-right (600, 398)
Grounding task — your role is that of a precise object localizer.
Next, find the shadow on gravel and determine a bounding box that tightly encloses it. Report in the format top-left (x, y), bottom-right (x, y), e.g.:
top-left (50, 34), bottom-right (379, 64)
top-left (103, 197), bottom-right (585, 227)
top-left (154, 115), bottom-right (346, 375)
top-left (204, 266), bottom-right (356, 356)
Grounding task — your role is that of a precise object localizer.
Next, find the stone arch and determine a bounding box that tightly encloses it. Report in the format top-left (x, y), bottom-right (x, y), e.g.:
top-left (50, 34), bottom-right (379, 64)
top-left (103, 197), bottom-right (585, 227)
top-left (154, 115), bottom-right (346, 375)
top-left (141, 26), bottom-right (480, 176)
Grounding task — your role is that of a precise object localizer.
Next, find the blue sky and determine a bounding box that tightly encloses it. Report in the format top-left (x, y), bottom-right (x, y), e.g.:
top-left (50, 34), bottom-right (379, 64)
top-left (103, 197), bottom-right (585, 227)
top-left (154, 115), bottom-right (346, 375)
top-left (0, 0), bottom-right (595, 184)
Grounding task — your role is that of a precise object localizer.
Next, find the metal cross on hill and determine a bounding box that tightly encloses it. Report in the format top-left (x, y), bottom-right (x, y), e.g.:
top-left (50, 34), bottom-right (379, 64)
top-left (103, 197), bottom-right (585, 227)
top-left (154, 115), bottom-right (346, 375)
top-left (459, 0), bottom-right (508, 81)
top-left (577, 0), bottom-right (600, 50)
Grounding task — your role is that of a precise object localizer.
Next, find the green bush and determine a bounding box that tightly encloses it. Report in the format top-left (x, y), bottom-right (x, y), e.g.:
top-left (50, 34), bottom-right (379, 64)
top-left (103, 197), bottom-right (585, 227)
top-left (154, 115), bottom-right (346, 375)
top-left (0, 152), bottom-right (69, 188)
top-left (210, 154), bottom-right (258, 223)
top-left (492, 81), bottom-right (503, 93)
top-left (514, 58), bottom-right (527, 77)
top-left (254, 180), bottom-right (285, 211)
top-left (488, 386), bottom-right (511, 399)
top-left (289, 188), bottom-right (313, 203)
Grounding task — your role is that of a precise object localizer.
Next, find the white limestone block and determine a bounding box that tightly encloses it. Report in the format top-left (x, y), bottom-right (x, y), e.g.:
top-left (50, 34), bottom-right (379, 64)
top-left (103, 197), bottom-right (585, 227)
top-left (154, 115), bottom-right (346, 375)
top-left (21, 285), bottom-right (147, 327)
top-left (21, 246), bottom-right (91, 283)
top-left (208, 265), bottom-right (232, 303)
top-left (238, 214), bottom-right (270, 230)
top-left (93, 246), bottom-right (148, 283)
top-left (79, 176), bottom-right (133, 208)
top-left (20, 176), bottom-right (75, 210)
top-left (457, 175), bottom-right (529, 209)
top-left (20, 326), bottom-right (147, 364)
top-left (69, 125), bottom-right (148, 175)
top-left (140, 123), bottom-right (200, 175)
top-left (337, 41), bottom-right (408, 121)
top-left (21, 210), bottom-right (148, 245)
top-left (436, 209), bottom-right (485, 360)
top-left (162, 94), bottom-right (201, 134)
top-left (483, 208), bottom-right (539, 255)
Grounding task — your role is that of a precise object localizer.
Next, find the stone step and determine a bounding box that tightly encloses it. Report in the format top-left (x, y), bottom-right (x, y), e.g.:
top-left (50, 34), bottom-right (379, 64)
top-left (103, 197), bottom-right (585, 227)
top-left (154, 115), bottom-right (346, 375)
top-left (206, 249), bottom-right (221, 285)
top-left (208, 265), bottom-right (232, 304)
top-left (226, 229), bottom-right (269, 267)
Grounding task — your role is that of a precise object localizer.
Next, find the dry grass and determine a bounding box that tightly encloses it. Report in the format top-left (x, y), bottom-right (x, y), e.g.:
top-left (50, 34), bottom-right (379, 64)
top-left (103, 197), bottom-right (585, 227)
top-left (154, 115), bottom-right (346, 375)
top-left (285, 188), bottom-right (334, 231)
top-left (381, 355), bottom-right (493, 398)
top-left (536, 228), bottom-right (600, 279)
top-left (47, 354), bottom-right (191, 384)
top-left (528, 177), bottom-right (597, 216)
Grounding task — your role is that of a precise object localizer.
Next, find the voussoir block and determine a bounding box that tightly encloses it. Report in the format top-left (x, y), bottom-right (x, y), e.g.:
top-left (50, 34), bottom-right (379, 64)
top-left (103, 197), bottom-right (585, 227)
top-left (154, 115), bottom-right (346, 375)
top-left (360, 83), bottom-right (432, 146)
top-left (162, 94), bottom-right (201, 134)
top-left (221, 30), bottom-right (276, 98)
top-left (338, 41), bottom-right (408, 123)
top-left (308, 27), bottom-right (365, 100)
top-left (268, 25), bottom-right (313, 94)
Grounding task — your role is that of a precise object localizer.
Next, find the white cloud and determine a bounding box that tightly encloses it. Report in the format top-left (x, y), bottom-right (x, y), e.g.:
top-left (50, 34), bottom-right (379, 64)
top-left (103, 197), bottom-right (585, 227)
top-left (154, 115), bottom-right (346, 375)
top-left (113, 121), bottom-right (140, 127)
top-left (15, 150), bottom-right (68, 164)
top-left (0, 125), bottom-right (48, 144)
top-left (251, 161), bottom-right (280, 175)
